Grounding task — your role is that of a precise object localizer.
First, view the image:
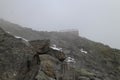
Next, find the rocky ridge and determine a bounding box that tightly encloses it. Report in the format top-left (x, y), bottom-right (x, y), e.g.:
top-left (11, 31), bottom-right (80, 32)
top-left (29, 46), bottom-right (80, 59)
top-left (0, 20), bottom-right (120, 80)
top-left (0, 27), bottom-right (67, 80)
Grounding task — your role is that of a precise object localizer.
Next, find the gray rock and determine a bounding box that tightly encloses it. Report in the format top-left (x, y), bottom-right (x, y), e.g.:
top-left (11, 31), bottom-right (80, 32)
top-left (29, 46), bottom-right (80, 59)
top-left (78, 76), bottom-right (89, 80)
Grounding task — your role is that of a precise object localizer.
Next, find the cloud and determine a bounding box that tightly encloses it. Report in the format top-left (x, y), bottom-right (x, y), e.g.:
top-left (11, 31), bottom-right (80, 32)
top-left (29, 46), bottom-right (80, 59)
top-left (0, 0), bottom-right (120, 49)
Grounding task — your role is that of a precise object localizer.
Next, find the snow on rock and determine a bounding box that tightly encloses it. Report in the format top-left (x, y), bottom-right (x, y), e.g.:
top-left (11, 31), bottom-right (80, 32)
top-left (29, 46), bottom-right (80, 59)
top-left (14, 36), bottom-right (29, 42)
top-left (14, 35), bottom-right (30, 46)
top-left (65, 57), bottom-right (76, 63)
top-left (14, 36), bottom-right (22, 39)
top-left (80, 48), bottom-right (88, 54)
top-left (21, 38), bottom-right (29, 42)
top-left (50, 44), bottom-right (62, 51)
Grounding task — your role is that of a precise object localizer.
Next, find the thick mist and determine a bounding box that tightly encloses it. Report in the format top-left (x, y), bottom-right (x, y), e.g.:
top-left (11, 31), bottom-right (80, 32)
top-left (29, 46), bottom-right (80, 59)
top-left (0, 0), bottom-right (120, 49)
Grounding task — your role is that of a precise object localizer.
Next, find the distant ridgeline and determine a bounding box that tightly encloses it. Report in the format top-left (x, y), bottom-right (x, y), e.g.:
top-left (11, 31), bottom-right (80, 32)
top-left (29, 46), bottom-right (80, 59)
top-left (59, 29), bottom-right (79, 36)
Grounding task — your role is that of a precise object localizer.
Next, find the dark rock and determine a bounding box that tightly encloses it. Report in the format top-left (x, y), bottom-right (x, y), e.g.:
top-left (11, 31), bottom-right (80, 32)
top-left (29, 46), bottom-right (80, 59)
top-left (29, 40), bottom-right (66, 62)
top-left (39, 54), bottom-right (61, 79)
top-left (47, 49), bottom-right (66, 62)
top-left (35, 71), bottom-right (50, 80)
top-left (0, 27), bottom-right (39, 80)
top-left (29, 40), bottom-right (50, 54)
top-left (78, 77), bottom-right (89, 80)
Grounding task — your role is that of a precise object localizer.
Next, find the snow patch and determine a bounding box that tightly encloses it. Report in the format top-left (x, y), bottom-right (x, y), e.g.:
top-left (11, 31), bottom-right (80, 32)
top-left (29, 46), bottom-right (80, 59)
top-left (65, 57), bottom-right (76, 63)
top-left (80, 48), bottom-right (88, 54)
top-left (14, 35), bottom-right (30, 46)
top-left (50, 44), bottom-right (62, 51)
top-left (14, 36), bottom-right (22, 39)
top-left (14, 36), bottom-right (29, 42)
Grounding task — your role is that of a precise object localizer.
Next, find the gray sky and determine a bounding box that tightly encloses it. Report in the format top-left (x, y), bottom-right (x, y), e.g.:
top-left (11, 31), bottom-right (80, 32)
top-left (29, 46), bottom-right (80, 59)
top-left (0, 0), bottom-right (120, 49)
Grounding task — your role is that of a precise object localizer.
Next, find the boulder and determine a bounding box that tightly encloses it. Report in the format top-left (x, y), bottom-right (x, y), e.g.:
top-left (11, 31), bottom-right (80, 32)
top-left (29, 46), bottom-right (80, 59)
top-left (29, 40), bottom-right (50, 54)
top-left (0, 27), bottom-right (39, 80)
top-left (47, 49), bottom-right (66, 62)
top-left (40, 55), bottom-right (60, 79)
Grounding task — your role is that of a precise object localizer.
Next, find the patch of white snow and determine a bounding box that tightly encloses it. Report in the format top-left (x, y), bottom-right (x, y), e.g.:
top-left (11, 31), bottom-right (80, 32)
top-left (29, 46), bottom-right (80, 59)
top-left (80, 48), bottom-right (88, 54)
top-left (65, 57), bottom-right (76, 63)
top-left (14, 35), bottom-right (30, 46)
top-left (14, 36), bottom-right (29, 42)
top-left (50, 44), bottom-right (62, 51)
top-left (14, 36), bottom-right (22, 39)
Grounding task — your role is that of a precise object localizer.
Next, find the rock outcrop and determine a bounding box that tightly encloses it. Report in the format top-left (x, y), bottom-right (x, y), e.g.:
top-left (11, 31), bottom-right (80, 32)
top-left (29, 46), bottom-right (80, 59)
top-left (0, 20), bottom-right (120, 80)
top-left (0, 27), bottom-right (66, 80)
top-left (0, 27), bottom-right (37, 80)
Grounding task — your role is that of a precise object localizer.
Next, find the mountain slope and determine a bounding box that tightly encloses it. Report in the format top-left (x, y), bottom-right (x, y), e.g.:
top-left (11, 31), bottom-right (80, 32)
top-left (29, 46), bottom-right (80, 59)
top-left (0, 19), bottom-right (120, 80)
top-left (0, 26), bottom-right (66, 80)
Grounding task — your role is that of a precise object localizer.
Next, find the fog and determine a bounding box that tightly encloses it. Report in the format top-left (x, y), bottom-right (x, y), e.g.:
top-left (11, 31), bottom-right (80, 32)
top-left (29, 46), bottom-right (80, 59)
top-left (0, 0), bottom-right (120, 49)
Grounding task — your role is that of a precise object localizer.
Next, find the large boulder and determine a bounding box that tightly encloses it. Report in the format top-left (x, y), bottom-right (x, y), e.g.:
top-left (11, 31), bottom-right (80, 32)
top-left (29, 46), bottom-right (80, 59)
top-left (39, 54), bottom-right (61, 79)
top-left (30, 40), bottom-right (66, 62)
top-left (0, 27), bottom-right (39, 80)
top-left (29, 40), bottom-right (50, 54)
top-left (47, 49), bottom-right (66, 62)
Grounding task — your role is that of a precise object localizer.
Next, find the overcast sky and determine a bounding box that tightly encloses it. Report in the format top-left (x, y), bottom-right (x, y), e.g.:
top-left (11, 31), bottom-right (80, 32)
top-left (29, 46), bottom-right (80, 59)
top-left (0, 0), bottom-right (120, 49)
